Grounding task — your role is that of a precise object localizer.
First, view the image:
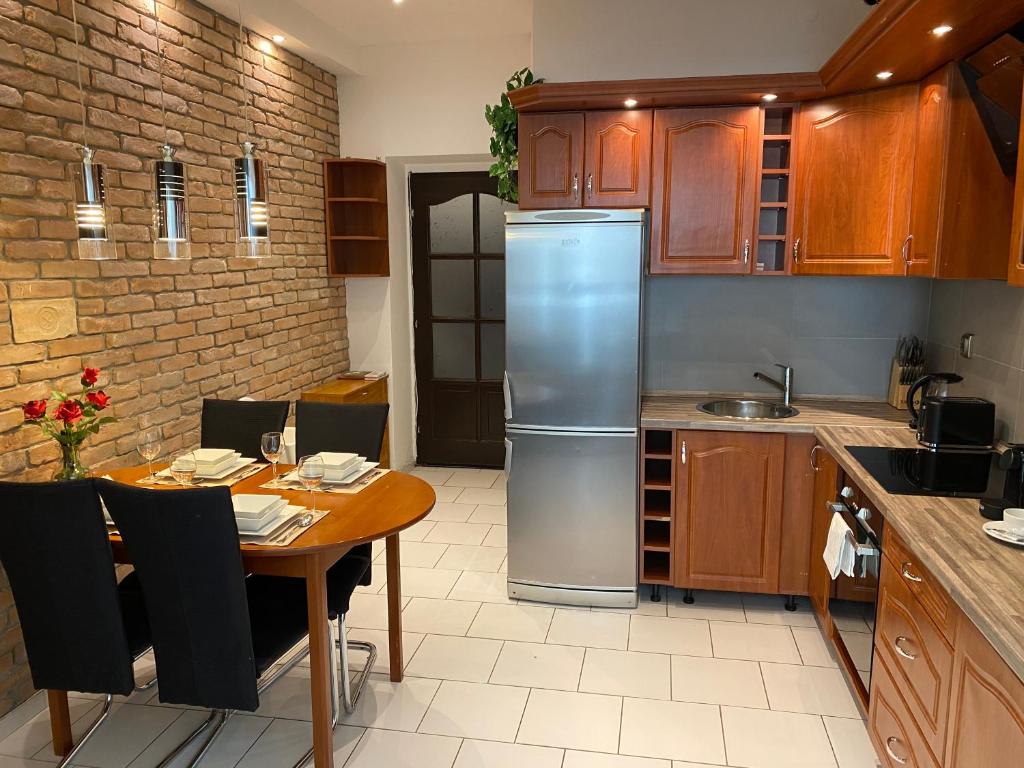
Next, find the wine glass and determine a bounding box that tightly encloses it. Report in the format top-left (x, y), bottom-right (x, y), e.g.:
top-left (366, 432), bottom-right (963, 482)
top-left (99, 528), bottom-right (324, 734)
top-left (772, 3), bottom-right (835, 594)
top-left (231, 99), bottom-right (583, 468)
top-left (261, 431), bottom-right (284, 478)
top-left (296, 455), bottom-right (324, 527)
top-left (137, 429), bottom-right (160, 478)
top-left (170, 452), bottom-right (197, 487)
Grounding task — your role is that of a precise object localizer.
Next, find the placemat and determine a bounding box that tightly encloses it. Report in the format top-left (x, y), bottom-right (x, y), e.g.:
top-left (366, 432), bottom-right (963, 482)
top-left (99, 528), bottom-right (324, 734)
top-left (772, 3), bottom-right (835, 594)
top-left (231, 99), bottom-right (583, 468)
top-left (244, 507), bottom-right (328, 547)
top-left (260, 467), bottom-right (390, 495)
top-left (137, 462), bottom-right (266, 488)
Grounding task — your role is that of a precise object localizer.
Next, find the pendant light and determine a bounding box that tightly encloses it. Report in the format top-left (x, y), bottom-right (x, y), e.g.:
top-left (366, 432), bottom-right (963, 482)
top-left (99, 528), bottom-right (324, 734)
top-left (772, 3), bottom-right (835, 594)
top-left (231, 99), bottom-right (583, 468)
top-left (233, 0), bottom-right (271, 258)
top-left (70, 0), bottom-right (117, 260)
top-left (152, 2), bottom-right (191, 259)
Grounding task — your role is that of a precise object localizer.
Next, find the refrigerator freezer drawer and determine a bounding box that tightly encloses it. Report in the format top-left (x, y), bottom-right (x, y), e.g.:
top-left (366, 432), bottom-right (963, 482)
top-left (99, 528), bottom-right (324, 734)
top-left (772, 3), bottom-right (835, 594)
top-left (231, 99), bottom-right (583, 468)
top-left (506, 429), bottom-right (638, 599)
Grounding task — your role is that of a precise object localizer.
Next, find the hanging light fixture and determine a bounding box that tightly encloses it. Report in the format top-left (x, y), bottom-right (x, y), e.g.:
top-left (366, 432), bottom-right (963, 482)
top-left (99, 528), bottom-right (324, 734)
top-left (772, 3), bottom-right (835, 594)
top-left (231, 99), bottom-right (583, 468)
top-left (151, 1), bottom-right (191, 259)
top-left (233, 0), bottom-right (271, 258)
top-left (70, 0), bottom-right (117, 260)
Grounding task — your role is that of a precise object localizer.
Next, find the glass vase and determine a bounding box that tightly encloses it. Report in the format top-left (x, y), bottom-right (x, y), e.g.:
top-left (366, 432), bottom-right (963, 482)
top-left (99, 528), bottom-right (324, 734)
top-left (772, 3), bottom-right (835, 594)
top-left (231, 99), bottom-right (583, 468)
top-left (54, 442), bottom-right (88, 481)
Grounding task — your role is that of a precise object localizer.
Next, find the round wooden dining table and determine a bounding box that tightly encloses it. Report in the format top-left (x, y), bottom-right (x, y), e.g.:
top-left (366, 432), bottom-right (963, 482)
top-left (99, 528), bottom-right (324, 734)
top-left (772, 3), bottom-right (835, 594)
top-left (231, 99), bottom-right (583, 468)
top-left (46, 463), bottom-right (435, 768)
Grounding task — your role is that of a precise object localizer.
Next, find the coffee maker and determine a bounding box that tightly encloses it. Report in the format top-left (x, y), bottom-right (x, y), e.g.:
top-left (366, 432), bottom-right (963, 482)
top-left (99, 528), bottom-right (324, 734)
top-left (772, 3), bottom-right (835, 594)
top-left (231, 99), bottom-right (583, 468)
top-left (980, 445), bottom-right (1024, 520)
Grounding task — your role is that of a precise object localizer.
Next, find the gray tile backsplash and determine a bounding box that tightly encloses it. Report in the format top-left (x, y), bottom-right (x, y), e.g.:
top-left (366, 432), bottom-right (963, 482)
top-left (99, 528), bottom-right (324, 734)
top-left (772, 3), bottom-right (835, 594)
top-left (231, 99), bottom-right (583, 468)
top-left (644, 276), bottom-right (933, 398)
top-left (925, 279), bottom-right (1024, 442)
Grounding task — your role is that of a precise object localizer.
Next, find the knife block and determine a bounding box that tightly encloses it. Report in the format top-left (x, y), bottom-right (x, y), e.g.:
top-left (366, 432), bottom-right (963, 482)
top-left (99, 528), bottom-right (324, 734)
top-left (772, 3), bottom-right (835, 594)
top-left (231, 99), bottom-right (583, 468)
top-left (887, 358), bottom-right (922, 410)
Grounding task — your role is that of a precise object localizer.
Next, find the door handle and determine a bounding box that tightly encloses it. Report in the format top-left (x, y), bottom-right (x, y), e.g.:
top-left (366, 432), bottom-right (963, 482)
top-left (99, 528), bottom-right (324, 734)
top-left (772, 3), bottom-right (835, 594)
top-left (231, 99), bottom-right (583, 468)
top-left (809, 444), bottom-right (822, 472)
top-left (503, 371), bottom-right (512, 420)
top-left (586, 173), bottom-right (593, 197)
top-left (572, 173), bottom-right (579, 200)
top-left (680, 440), bottom-right (687, 464)
top-left (504, 438), bottom-right (513, 475)
top-left (901, 234), bottom-right (913, 273)
top-left (743, 239), bottom-right (750, 264)
top-left (792, 237), bottom-right (801, 263)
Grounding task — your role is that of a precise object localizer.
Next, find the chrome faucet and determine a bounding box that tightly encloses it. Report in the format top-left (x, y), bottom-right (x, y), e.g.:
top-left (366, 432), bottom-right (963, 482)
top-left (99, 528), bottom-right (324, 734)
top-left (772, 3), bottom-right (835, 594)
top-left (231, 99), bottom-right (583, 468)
top-left (754, 364), bottom-right (794, 406)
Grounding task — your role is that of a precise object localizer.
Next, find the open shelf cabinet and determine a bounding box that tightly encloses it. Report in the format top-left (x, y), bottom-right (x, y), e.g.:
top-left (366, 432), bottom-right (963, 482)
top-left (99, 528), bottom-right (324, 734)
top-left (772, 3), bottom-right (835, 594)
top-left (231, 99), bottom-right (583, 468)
top-left (323, 158), bottom-right (390, 277)
top-left (641, 428), bottom-right (675, 585)
top-left (754, 105), bottom-right (795, 274)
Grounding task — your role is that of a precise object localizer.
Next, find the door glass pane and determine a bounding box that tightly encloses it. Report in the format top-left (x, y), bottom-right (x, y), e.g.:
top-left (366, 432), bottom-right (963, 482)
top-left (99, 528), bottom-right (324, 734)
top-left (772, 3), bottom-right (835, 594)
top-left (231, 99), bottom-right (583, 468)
top-left (480, 194), bottom-right (514, 253)
top-left (479, 259), bottom-right (504, 319)
top-left (429, 194), bottom-right (473, 253)
top-left (431, 259), bottom-right (474, 318)
top-left (480, 322), bottom-right (505, 380)
top-left (432, 322), bottom-right (475, 379)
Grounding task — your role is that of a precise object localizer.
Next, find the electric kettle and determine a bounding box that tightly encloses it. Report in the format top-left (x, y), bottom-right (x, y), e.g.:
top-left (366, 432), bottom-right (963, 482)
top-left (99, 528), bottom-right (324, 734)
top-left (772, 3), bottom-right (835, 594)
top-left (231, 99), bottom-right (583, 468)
top-left (906, 372), bottom-right (963, 429)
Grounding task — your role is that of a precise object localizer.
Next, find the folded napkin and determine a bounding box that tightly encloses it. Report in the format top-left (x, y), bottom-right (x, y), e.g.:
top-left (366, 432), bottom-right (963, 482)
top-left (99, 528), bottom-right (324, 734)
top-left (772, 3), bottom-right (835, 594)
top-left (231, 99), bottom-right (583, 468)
top-left (823, 512), bottom-right (857, 579)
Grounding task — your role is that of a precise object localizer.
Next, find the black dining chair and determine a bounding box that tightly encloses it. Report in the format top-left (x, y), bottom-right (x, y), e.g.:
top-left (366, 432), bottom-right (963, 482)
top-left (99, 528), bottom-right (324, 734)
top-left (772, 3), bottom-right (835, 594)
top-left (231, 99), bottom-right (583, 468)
top-left (200, 398), bottom-right (289, 459)
top-left (295, 400), bottom-right (388, 710)
top-left (0, 479), bottom-right (153, 768)
top-left (96, 479), bottom-right (314, 767)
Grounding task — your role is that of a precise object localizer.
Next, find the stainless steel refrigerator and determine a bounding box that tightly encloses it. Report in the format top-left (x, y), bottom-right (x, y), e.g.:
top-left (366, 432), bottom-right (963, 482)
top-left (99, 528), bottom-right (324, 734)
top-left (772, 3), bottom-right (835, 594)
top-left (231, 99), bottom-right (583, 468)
top-left (503, 209), bottom-right (643, 608)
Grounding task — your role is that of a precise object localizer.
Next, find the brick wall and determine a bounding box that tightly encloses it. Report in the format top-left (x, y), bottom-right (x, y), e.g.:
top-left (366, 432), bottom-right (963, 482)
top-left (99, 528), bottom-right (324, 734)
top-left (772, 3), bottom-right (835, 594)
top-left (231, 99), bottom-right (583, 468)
top-left (0, 0), bottom-right (346, 715)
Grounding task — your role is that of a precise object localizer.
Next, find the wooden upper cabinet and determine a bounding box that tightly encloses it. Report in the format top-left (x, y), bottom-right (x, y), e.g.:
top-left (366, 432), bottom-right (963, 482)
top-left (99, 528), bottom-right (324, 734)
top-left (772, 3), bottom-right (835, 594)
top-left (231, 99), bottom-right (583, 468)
top-left (909, 64), bottom-right (1012, 280)
top-left (1009, 77), bottom-right (1024, 286)
top-left (583, 110), bottom-right (652, 208)
top-left (518, 112), bottom-right (585, 209)
top-left (944, 614), bottom-right (1024, 767)
top-left (791, 85), bottom-right (918, 275)
top-left (649, 106), bottom-right (760, 274)
top-left (674, 430), bottom-right (784, 593)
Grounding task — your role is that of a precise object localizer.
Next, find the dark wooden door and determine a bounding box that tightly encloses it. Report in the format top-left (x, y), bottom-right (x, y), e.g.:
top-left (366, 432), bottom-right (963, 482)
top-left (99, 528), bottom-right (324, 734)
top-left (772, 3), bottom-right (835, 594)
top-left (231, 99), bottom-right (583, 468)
top-left (649, 106), bottom-right (759, 274)
top-left (411, 172), bottom-right (510, 467)
top-left (792, 84), bottom-right (918, 275)
top-left (518, 112), bottom-right (585, 209)
top-left (674, 430), bottom-right (784, 593)
top-left (583, 109), bottom-right (652, 208)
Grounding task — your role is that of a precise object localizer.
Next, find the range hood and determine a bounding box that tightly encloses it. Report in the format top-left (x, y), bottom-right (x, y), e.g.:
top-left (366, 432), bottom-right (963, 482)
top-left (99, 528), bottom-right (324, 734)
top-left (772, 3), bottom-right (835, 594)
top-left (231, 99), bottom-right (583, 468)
top-left (962, 24), bottom-right (1024, 177)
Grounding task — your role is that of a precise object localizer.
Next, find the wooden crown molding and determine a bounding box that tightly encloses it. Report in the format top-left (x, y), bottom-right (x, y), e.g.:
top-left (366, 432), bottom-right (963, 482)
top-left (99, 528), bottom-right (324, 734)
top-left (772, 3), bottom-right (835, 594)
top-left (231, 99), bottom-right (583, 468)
top-left (509, 0), bottom-right (1024, 113)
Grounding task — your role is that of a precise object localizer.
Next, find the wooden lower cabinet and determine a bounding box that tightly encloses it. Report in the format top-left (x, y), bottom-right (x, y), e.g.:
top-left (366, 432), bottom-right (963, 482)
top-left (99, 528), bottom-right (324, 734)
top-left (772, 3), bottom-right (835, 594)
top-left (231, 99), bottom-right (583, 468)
top-left (673, 430), bottom-right (785, 593)
top-left (808, 444), bottom-right (839, 622)
top-left (300, 376), bottom-right (391, 468)
top-left (871, 650), bottom-right (941, 768)
top-left (944, 616), bottom-right (1024, 767)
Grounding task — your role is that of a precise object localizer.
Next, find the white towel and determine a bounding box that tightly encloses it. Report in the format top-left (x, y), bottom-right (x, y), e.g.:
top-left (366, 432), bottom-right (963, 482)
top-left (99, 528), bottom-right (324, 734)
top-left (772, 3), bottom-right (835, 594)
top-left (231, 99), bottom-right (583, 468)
top-left (823, 512), bottom-right (857, 579)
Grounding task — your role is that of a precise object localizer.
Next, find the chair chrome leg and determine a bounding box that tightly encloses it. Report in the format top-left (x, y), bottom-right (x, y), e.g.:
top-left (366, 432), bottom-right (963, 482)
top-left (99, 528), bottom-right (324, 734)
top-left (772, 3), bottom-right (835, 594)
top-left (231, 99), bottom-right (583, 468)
top-left (56, 694), bottom-right (113, 768)
top-left (136, 675), bottom-right (158, 691)
top-left (289, 616), bottom-right (343, 768)
top-left (153, 708), bottom-right (228, 768)
top-left (338, 612), bottom-right (375, 715)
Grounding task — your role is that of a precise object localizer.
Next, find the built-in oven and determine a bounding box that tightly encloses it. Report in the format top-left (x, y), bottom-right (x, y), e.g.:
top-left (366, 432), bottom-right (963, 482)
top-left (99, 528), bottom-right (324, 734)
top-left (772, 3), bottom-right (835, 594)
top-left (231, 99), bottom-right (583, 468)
top-left (825, 482), bottom-right (883, 707)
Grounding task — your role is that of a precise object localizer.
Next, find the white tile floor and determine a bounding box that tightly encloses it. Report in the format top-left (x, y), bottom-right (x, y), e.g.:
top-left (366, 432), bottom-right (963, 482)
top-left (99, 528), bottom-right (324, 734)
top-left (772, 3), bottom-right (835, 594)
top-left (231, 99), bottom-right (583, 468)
top-left (0, 466), bottom-right (881, 768)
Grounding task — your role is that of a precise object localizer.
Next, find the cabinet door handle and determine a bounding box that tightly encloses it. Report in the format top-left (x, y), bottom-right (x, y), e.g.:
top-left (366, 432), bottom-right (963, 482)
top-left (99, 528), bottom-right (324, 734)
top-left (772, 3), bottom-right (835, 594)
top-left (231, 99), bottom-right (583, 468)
top-left (901, 234), bottom-right (913, 272)
top-left (743, 239), bottom-right (751, 264)
top-left (680, 440), bottom-right (687, 464)
top-left (894, 636), bottom-right (917, 661)
top-left (586, 173), bottom-right (593, 196)
top-left (885, 736), bottom-right (909, 765)
top-left (809, 444), bottom-right (822, 472)
top-left (901, 563), bottom-right (923, 583)
top-left (792, 237), bottom-right (801, 263)
top-left (572, 173), bottom-right (579, 199)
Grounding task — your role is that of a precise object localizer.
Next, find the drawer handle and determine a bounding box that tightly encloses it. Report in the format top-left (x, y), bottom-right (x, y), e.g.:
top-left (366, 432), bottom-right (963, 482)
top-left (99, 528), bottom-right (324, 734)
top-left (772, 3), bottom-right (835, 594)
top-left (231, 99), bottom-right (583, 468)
top-left (885, 736), bottom-right (909, 765)
top-left (901, 563), bottom-right (923, 583)
top-left (894, 636), bottom-right (917, 661)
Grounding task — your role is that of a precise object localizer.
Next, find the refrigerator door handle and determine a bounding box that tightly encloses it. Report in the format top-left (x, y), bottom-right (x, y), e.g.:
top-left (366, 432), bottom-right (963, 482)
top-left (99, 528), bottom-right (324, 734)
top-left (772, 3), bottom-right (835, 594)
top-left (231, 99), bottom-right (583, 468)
top-left (503, 371), bottom-right (513, 421)
top-left (504, 438), bottom-right (513, 475)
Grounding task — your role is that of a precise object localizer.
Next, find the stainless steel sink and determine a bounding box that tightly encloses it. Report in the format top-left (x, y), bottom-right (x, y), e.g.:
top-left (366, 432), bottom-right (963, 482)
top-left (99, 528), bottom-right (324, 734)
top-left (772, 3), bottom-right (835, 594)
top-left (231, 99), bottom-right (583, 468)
top-left (697, 399), bottom-right (800, 420)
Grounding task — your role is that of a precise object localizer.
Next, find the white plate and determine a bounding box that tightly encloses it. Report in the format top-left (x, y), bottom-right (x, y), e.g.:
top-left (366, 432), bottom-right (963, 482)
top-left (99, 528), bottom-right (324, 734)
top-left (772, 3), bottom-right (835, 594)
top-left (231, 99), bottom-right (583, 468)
top-left (235, 500), bottom-right (288, 531)
top-left (161, 457), bottom-right (257, 480)
top-left (238, 505), bottom-right (306, 538)
top-left (233, 493), bottom-right (285, 518)
top-left (324, 461), bottom-right (379, 485)
top-left (982, 521), bottom-right (1024, 547)
top-left (191, 448), bottom-right (239, 464)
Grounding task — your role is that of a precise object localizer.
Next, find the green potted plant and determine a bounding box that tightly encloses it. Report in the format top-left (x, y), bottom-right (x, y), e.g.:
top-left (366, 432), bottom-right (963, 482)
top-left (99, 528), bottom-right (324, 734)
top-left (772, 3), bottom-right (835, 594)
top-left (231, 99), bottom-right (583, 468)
top-left (485, 67), bottom-right (540, 204)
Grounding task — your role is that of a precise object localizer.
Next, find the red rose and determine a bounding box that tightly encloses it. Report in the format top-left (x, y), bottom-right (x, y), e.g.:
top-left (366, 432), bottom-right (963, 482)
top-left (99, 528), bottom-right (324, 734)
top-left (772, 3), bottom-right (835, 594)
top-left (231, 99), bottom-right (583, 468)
top-left (22, 399), bottom-right (48, 420)
top-left (85, 390), bottom-right (110, 410)
top-left (81, 367), bottom-right (100, 386)
top-left (54, 400), bottom-right (84, 424)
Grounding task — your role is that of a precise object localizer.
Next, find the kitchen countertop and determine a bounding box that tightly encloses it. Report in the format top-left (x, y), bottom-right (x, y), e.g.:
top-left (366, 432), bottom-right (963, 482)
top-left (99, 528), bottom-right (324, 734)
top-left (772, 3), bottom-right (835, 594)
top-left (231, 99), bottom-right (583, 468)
top-left (641, 393), bottom-right (910, 433)
top-left (818, 426), bottom-right (1024, 683)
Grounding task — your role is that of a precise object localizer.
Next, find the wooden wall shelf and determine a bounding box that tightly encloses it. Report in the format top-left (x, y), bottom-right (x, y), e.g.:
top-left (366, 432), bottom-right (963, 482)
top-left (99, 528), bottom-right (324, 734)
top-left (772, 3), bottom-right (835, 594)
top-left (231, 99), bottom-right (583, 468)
top-left (323, 158), bottom-right (390, 278)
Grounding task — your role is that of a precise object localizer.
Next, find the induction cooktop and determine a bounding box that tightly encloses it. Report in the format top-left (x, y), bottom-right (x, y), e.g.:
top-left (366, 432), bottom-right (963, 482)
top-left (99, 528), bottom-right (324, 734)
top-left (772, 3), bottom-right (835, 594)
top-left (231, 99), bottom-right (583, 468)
top-left (845, 446), bottom-right (1004, 499)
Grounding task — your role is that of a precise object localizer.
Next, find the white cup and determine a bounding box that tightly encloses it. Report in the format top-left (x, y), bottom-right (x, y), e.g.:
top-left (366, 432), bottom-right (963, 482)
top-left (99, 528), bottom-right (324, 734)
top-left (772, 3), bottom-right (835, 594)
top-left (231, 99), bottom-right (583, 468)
top-left (1003, 508), bottom-right (1024, 532)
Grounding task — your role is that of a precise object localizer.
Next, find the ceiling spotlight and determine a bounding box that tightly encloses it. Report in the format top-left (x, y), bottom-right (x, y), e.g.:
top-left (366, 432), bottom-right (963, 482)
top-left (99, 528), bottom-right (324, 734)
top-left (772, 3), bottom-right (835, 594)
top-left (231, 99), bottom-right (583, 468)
top-left (931, 24), bottom-right (953, 37)
top-left (272, 34), bottom-right (285, 43)
top-left (393, 0), bottom-right (403, 4)
top-left (623, 98), bottom-right (638, 108)
top-left (762, 93), bottom-right (778, 102)
top-left (876, 70), bottom-right (894, 80)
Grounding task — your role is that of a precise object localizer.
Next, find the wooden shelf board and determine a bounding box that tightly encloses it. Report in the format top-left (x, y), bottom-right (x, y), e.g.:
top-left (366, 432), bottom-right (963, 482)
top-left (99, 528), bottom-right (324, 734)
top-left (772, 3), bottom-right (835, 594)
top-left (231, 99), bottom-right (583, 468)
top-left (643, 514), bottom-right (672, 522)
top-left (327, 271), bottom-right (390, 278)
top-left (327, 197), bottom-right (386, 204)
top-left (762, 135), bottom-right (792, 142)
top-left (759, 202), bottom-right (788, 209)
top-left (758, 234), bottom-right (787, 241)
top-left (643, 543), bottom-right (672, 553)
top-left (642, 481), bottom-right (673, 491)
top-left (643, 450), bottom-right (673, 459)
top-left (760, 168), bottom-right (790, 175)
top-left (640, 570), bottom-right (672, 584)
top-left (329, 236), bottom-right (387, 241)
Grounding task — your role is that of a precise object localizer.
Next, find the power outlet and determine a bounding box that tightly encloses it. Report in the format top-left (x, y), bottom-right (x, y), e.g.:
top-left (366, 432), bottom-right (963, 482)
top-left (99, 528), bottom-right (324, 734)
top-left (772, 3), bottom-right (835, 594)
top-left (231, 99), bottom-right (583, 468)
top-left (959, 333), bottom-right (975, 359)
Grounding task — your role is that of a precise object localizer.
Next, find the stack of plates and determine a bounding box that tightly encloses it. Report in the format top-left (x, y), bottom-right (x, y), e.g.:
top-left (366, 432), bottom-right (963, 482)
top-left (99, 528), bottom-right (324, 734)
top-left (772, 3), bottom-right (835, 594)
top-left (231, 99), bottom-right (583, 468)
top-left (319, 452), bottom-right (365, 482)
top-left (232, 494), bottom-right (288, 533)
top-left (170, 449), bottom-right (255, 480)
